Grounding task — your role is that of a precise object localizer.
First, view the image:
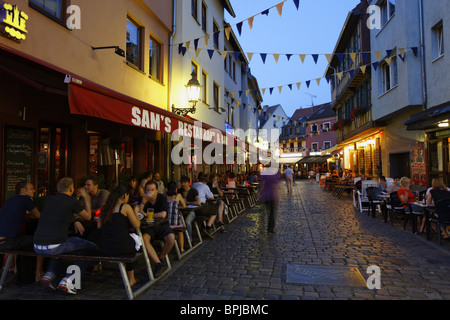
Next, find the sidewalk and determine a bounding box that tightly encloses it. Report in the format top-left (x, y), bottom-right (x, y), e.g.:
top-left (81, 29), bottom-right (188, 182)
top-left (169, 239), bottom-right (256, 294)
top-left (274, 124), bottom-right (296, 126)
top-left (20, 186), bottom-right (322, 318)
top-left (1, 180), bottom-right (450, 300)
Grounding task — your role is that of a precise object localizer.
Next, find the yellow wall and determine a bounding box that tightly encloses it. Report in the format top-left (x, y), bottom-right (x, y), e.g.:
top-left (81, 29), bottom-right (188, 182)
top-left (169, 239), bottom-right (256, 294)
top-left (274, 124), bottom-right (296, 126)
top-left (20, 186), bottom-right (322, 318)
top-left (0, 0), bottom-right (172, 110)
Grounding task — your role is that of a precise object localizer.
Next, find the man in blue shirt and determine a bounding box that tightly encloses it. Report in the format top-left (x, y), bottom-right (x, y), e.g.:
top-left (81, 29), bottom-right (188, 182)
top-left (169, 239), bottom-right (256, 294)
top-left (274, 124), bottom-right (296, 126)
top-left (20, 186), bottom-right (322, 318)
top-left (0, 181), bottom-right (43, 281)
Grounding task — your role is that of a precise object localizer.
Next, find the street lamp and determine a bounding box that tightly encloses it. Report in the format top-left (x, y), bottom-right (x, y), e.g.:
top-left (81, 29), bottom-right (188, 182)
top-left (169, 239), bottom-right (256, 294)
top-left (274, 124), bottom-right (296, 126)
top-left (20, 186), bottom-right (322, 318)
top-left (172, 71), bottom-right (202, 117)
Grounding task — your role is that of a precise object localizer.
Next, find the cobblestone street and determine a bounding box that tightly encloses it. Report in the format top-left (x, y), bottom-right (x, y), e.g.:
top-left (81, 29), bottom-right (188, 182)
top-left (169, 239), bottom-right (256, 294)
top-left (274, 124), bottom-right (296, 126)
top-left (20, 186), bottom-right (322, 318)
top-left (1, 180), bottom-right (450, 302)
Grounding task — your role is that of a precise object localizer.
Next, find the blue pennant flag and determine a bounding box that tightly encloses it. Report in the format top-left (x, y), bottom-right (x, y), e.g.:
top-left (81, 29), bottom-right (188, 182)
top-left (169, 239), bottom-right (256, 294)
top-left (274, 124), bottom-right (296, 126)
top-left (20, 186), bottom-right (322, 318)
top-left (236, 22), bottom-right (243, 36)
top-left (411, 47), bottom-right (418, 57)
top-left (398, 53), bottom-right (405, 62)
top-left (336, 53), bottom-right (344, 63)
top-left (234, 51), bottom-right (241, 61)
top-left (262, 9), bottom-right (270, 16)
top-left (207, 49), bottom-right (214, 59)
top-left (305, 80), bottom-right (311, 88)
top-left (362, 52), bottom-right (369, 63)
top-left (325, 75), bottom-right (331, 84)
top-left (348, 69), bottom-right (355, 78)
top-left (293, 0), bottom-right (300, 10)
top-left (269, 87), bottom-right (274, 95)
top-left (260, 53), bottom-right (267, 64)
top-left (312, 54), bottom-right (319, 64)
top-left (386, 49), bottom-right (393, 58)
top-left (372, 61), bottom-right (378, 71)
top-left (194, 38), bottom-right (199, 50)
top-left (286, 53), bottom-right (292, 61)
top-left (288, 84), bottom-right (293, 91)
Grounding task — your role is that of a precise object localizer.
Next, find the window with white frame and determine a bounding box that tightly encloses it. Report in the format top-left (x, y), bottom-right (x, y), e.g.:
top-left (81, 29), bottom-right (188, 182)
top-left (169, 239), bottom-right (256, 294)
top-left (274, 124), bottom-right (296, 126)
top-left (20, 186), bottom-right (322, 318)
top-left (311, 142), bottom-right (319, 151)
top-left (323, 141), bottom-right (332, 150)
top-left (323, 122), bottom-right (331, 132)
top-left (379, 0), bottom-right (395, 27)
top-left (381, 55), bottom-right (398, 94)
top-left (432, 21), bottom-right (445, 60)
top-left (310, 124), bottom-right (318, 133)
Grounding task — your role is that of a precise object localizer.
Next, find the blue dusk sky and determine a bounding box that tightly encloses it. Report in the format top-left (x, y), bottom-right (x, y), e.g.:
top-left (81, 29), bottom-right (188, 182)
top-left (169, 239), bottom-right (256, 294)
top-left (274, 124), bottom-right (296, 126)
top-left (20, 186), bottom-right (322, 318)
top-left (225, 0), bottom-right (361, 118)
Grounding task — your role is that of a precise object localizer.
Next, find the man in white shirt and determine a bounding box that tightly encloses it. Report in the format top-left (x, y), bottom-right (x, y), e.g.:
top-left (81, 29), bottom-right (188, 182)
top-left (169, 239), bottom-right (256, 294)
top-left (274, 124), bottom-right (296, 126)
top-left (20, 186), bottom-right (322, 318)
top-left (284, 166), bottom-right (294, 193)
top-left (191, 176), bottom-right (219, 238)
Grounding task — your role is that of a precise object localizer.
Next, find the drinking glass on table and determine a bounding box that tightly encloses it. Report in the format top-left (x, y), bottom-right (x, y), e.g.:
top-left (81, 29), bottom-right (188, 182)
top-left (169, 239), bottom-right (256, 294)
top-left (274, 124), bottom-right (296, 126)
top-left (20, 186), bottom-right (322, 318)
top-left (146, 208), bottom-right (154, 221)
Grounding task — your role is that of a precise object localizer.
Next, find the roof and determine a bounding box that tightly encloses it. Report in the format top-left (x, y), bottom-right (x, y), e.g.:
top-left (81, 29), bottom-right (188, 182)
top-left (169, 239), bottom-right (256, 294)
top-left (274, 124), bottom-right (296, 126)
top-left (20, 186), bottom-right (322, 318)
top-left (305, 103), bottom-right (334, 122)
top-left (405, 102), bottom-right (450, 130)
top-left (220, 0), bottom-right (236, 18)
top-left (290, 105), bottom-right (322, 121)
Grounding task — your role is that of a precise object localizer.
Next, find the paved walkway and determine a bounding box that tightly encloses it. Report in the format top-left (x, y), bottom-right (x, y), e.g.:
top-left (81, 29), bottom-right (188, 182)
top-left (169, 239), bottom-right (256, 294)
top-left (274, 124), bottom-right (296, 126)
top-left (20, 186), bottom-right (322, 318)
top-left (1, 180), bottom-right (450, 300)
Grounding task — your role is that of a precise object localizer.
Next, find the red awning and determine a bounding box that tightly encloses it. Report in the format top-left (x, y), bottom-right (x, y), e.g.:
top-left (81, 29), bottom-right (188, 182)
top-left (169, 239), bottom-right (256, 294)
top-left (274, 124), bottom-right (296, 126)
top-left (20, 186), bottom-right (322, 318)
top-left (68, 78), bottom-right (232, 145)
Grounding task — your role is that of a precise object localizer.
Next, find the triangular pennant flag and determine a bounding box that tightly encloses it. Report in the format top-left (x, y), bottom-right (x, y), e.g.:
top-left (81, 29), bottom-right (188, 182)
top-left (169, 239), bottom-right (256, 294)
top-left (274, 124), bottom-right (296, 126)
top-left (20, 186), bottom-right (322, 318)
top-left (411, 47), bottom-right (418, 57)
top-left (312, 54), bottom-right (319, 64)
top-left (247, 52), bottom-right (254, 62)
top-left (248, 16), bottom-right (254, 30)
top-left (204, 34), bottom-right (210, 48)
top-left (236, 100), bottom-right (240, 107)
top-left (337, 72), bottom-right (343, 80)
top-left (398, 53), bottom-right (405, 62)
top-left (185, 41), bottom-right (191, 53)
top-left (262, 9), bottom-right (270, 16)
top-left (178, 43), bottom-right (183, 55)
top-left (305, 80), bottom-right (311, 88)
top-left (194, 38), bottom-right (199, 50)
top-left (362, 52), bottom-right (369, 63)
top-left (325, 75), bottom-right (331, 84)
top-left (325, 54), bottom-right (332, 63)
top-left (238, 91), bottom-right (243, 98)
top-left (213, 32), bottom-right (219, 47)
top-left (180, 46), bottom-right (187, 56)
top-left (360, 65), bottom-right (367, 74)
top-left (207, 49), bottom-right (214, 59)
top-left (286, 53), bottom-right (292, 61)
top-left (348, 69), bottom-right (355, 78)
top-left (372, 61), bottom-right (379, 71)
top-left (349, 52), bottom-right (357, 63)
top-left (236, 21), bottom-right (243, 36)
top-left (386, 49), bottom-right (393, 58)
top-left (336, 53), bottom-right (344, 63)
top-left (278, 86), bottom-right (283, 93)
top-left (258, 109), bottom-right (262, 115)
top-left (385, 56), bottom-right (392, 66)
top-left (296, 82), bottom-right (301, 90)
top-left (299, 54), bottom-right (306, 63)
top-left (288, 84), bottom-right (293, 91)
top-left (234, 51), bottom-right (240, 61)
top-left (224, 27), bottom-right (231, 40)
top-left (260, 53), bottom-right (267, 64)
top-left (276, 2), bottom-right (284, 17)
top-left (273, 54), bottom-right (280, 63)
top-left (374, 51), bottom-right (381, 61)
top-left (248, 104), bottom-right (252, 111)
top-left (269, 87), bottom-right (274, 95)
top-left (316, 78), bottom-right (321, 86)
top-left (195, 48), bottom-right (201, 57)
top-left (221, 51), bottom-right (228, 60)
top-left (293, 0), bottom-right (300, 10)
top-left (399, 48), bottom-right (406, 59)
top-left (245, 90), bottom-right (250, 97)
top-left (262, 88), bottom-right (266, 95)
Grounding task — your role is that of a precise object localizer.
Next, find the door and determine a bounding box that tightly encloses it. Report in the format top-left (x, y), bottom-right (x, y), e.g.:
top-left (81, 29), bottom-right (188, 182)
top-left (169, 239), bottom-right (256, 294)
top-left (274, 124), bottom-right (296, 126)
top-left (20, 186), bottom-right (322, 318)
top-left (389, 152), bottom-right (410, 179)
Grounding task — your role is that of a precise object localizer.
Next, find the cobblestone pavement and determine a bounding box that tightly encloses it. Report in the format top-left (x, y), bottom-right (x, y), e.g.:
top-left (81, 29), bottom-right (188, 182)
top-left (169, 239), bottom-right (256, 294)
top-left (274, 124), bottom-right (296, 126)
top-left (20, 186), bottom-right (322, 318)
top-left (1, 180), bottom-right (450, 301)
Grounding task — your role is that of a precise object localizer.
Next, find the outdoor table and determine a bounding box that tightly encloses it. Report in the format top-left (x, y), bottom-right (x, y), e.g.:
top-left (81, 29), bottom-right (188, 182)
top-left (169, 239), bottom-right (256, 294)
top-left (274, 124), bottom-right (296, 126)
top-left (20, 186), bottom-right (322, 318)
top-left (412, 202), bottom-right (435, 240)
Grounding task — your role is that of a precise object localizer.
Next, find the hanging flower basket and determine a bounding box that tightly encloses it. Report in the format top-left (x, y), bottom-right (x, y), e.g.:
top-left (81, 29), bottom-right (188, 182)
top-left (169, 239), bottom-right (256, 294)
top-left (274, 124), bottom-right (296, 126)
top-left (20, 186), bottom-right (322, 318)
top-left (350, 106), bottom-right (367, 119)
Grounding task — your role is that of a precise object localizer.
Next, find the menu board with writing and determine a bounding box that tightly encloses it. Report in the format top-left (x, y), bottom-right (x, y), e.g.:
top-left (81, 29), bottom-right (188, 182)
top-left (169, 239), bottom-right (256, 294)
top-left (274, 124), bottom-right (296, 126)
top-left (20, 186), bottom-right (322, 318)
top-left (4, 127), bottom-right (34, 201)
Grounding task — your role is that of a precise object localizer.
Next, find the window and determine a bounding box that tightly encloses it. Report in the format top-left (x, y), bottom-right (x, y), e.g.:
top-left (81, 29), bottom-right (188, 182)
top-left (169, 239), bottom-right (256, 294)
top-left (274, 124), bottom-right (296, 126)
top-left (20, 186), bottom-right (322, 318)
top-left (149, 36), bottom-right (161, 82)
top-left (29, 0), bottom-right (68, 22)
top-left (126, 18), bottom-right (142, 69)
top-left (380, 0), bottom-right (395, 26)
top-left (311, 124), bottom-right (318, 133)
top-left (311, 143), bottom-right (319, 151)
top-left (324, 141), bottom-right (332, 150)
top-left (213, 82), bottom-right (219, 112)
top-left (213, 22), bottom-right (219, 49)
top-left (191, 61), bottom-right (198, 77)
top-left (381, 55), bottom-right (398, 94)
top-left (323, 122), bottom-right (331, 132)
top-left (202, 71), bottom-right (208, 104)
top-left (191, 0), bottom-right (198, 21)
top-left (432, 21), bottom-right (445, 60)
top-left (201, 2), bottom-right (207, 33)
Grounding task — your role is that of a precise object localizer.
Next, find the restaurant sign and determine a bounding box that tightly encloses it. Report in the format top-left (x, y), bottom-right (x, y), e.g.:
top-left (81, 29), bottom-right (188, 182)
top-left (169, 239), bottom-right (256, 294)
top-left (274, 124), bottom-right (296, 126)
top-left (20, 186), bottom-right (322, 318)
top-left (0, 3), bottom-right (28, 41)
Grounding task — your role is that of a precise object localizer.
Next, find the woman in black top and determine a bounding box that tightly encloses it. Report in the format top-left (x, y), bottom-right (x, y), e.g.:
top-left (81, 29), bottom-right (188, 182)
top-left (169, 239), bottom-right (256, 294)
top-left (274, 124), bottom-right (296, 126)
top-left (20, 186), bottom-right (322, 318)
top-left (98, 185), bottom-right (141, 286)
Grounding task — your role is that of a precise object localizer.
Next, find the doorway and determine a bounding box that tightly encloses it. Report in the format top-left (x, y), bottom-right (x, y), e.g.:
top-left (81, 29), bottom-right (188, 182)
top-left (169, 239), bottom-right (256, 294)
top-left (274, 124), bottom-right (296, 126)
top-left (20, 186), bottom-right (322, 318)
top-left (389, 152), bottom-right (410, 178)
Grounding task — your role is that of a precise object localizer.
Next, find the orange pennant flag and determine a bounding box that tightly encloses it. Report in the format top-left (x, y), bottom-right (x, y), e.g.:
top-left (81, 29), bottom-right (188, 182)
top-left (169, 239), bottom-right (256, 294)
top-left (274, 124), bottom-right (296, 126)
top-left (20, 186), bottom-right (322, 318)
top-left (360, 65), bottom-right (367, 74)
top-left (273, 54), bottom-right (280, 63)
top-left (325, 54), bottom-right (332, 63)
top-left (248, 16), bottom-right (254, 30)
top-left (337, 72), bottom-right (343, 80)
top-left (225, 27), bottom-right (231, 40)
top-left (349, 52), bottom-right (357, 63)
top-left (316, 78), bottom-right (321, 86)
top-left (247, 52), bottom-right (254, 62)
top-left (195, 48), bottom-right (201, 57)
top-left (296, 82), bottom-right (301, 90)
top-left (204, 34), bottom-right (210, 48)
top-left (276, 2), bottom-right (284, 17)
top-left (262, 88), bottom-right (266, 95)
top-left (278, 86), bottom-right (283, 93)
top-left (374, 51), bottom-right (381, 61)
top-left (299, 54), bottom-right (306, 63)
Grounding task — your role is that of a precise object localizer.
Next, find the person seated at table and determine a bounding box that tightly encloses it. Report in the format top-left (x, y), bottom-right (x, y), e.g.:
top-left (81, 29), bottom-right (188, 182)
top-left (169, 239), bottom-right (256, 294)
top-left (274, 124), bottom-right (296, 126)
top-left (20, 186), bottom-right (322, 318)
top-left (139, 171), bottom-right (153, 195)
top-left (248, 171), bottom-right (258, 184)
top-left (423, 177), bottom-right (450, 237)
top-left (227, 173), bottom-right (236, 188)
top-left (191, 176), bottom-right (220, 238)
top-left (208, 173), bottom-right (229, 226)
top-left (179, 176), bottom-right (199, 241)
top-left (196, 175), bottom-right (226, 233)
top-left (166, 181), bottom-right (187, 254)
top-left (377, 176), bottom-right (388, 193)
top-left (127, 176), bottom-right (142, 209)
top-left (153, 172), bottom-right (166, 195)
top-left (0, 181), bottom-right (44, 282)
top-left (397, 177), bottom-right (424, 223)
top-left (34, 177), bottom-right (96, 295)
top-left (97, 185), bottom-right (141, 287)
top-left (354, 175), bottom-right (365, 191)
top-left (388, 177), bottom-right (401, 194)
top-left (138, 180), bottom-right (175, 277)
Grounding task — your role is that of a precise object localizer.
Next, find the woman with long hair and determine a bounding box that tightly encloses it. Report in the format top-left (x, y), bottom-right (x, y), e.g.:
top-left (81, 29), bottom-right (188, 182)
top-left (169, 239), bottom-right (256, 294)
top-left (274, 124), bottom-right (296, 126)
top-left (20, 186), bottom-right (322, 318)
top-left (97, 185), bottom-right (141, 286)
top-left (166, 181), bottom-right (187, 253)
top-left (127, 176), bottom-right (141, 209)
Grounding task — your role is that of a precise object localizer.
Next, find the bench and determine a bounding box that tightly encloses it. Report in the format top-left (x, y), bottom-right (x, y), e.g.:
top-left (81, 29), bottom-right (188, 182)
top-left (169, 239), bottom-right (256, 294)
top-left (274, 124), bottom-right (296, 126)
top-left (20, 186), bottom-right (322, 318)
top-left (0, 229), bottom-right (170, 300)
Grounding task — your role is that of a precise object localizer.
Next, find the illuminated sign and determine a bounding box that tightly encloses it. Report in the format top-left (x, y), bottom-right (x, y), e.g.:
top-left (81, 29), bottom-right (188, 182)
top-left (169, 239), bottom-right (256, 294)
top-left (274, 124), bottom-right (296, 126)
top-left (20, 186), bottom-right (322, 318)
top-left (1, 3), bottom-right (28, 41)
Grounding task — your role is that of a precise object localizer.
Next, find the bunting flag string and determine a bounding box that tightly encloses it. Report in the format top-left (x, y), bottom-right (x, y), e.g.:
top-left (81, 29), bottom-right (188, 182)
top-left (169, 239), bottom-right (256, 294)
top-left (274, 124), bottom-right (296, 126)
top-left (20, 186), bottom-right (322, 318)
top-left (173, 0), bottom-right (301, 48)
top-left (222, 47), bottom-right (418, 110)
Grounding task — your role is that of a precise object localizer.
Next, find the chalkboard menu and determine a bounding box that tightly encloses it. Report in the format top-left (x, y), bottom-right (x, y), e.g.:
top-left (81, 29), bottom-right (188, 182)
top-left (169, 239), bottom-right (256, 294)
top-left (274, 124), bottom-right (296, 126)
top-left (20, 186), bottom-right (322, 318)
top-left (4, 127), bottom-right (34, 201)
